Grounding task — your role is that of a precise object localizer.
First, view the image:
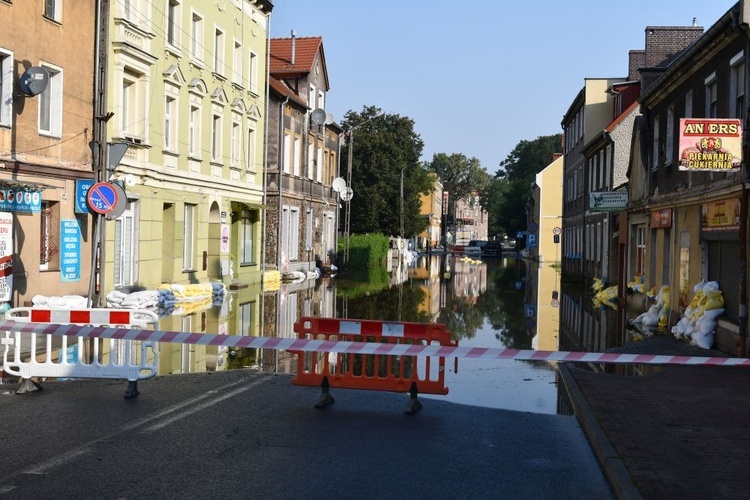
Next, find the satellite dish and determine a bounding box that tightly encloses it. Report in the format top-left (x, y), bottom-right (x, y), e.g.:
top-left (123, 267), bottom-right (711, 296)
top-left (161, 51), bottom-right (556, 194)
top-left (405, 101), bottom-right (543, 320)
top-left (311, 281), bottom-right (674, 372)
top-left (332, 177), bottom-right (346, 193)
top-left (325, 112), bottom-right (335, 125)
top-left (311, 108), bottom-right (326, 125)
top-left (19, 67), bottom-right (50, 96)
top-left (340, 187), bottom-right (354, 202)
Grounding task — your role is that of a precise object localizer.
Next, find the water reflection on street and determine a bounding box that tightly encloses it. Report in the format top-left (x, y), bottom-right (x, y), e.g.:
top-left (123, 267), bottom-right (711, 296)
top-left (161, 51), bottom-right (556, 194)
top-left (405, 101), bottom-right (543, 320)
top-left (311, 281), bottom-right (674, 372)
top-left (156, 252), bottom-right (562, 414)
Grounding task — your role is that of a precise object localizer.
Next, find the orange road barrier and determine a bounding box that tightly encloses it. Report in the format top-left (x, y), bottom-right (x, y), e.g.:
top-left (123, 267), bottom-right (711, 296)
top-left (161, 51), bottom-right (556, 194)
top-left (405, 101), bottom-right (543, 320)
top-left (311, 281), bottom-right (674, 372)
top-left (291, 316), bottom-right (457, 414)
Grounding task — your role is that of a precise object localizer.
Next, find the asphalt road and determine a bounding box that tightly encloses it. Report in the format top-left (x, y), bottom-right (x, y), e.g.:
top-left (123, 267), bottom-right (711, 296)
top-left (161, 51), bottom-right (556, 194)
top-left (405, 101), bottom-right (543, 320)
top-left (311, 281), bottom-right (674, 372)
top-left (0, 370), bottom-right (612, 499)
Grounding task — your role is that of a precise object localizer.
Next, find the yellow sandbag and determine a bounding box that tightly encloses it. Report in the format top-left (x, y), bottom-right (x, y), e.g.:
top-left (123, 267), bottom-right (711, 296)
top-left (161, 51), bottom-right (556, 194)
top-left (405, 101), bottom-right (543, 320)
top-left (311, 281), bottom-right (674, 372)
top-left (704, 290), bottom-right (724, 310)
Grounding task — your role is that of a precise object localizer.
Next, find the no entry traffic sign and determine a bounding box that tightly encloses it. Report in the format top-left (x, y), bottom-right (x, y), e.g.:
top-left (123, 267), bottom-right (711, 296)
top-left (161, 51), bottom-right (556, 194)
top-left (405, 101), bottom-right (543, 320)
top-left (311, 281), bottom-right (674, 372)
top-left (87, 182), bottom-right (119, 215)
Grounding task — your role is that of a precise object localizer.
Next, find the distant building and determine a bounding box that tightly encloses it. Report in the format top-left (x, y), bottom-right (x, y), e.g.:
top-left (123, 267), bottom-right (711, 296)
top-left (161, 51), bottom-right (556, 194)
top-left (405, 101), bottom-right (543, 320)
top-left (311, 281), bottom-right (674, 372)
top-left (417, 173), bottom-right (443, 250)
top-left (453, 194), bottom-right (488, 246)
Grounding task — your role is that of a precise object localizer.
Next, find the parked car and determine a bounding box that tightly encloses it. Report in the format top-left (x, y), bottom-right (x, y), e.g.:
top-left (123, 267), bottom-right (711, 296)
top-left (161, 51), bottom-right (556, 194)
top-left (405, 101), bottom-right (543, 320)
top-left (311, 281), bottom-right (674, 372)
top-left (465, 240), bottom-right (487, 255)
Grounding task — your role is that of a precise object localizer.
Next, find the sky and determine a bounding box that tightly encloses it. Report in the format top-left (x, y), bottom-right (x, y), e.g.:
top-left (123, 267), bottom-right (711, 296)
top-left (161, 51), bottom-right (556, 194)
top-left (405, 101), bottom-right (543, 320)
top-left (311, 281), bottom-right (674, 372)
top-left (269, 1), bottom-right (737, 174)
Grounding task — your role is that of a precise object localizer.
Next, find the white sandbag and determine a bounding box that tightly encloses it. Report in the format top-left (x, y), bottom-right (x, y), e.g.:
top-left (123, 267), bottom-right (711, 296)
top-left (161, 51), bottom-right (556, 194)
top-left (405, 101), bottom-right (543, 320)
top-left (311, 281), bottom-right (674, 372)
top-left (703, 281), bottom-right (720, 293)
top-left (31, 295), bottom-right (49, 306)
top-left (702, 308), bottom-right (725, 321)
top-left (642, 314), bottom-right (659, 327)
top-left (691, 330), bottom-right (715, 349)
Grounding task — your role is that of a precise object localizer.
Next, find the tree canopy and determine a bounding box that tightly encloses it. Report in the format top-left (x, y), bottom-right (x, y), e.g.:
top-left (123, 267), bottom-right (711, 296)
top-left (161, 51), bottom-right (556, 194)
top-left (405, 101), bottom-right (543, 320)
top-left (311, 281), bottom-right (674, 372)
top-left (424, 153), bottom-right (491, 219)
top-left (341, 106), bottom-right (431, 238)
top-left (487, 134), bottom-right (562, 238)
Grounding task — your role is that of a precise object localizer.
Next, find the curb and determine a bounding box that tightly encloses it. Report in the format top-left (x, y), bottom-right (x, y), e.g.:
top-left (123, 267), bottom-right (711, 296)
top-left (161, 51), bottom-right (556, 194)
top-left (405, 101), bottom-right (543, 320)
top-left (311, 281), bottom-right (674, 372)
top-left (558, 363), bottom-right (644, 500)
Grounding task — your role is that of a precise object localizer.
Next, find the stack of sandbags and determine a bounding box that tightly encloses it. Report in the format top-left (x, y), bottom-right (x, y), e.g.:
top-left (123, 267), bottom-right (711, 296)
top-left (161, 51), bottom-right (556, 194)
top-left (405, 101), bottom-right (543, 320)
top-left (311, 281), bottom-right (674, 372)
top-left (32, 295), bottom-right (88, 308)
top-left (627, 275), bottom-right (647, 293)
top-left (633, 285), bottom-right (670, 330)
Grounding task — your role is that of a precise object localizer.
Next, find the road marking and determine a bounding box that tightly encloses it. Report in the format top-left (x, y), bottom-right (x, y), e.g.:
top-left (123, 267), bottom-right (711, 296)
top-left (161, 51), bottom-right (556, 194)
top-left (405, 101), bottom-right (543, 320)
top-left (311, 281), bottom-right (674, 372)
top-left (141, 376), bottom-right (270, 432)
top-left (0, 375), bottom-right (272, 488)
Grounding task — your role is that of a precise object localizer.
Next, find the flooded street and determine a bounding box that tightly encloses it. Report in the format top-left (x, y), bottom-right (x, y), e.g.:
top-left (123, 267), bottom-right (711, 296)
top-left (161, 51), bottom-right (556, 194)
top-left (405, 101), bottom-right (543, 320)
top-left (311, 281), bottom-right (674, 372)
top-left (155, 252), bottom-right (568, 414)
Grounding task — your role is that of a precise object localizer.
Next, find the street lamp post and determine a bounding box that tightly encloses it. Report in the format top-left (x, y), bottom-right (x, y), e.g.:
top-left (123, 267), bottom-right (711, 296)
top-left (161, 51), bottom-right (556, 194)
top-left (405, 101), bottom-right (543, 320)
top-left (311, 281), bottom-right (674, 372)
top-left (342, 111), bottom-right (383, 269)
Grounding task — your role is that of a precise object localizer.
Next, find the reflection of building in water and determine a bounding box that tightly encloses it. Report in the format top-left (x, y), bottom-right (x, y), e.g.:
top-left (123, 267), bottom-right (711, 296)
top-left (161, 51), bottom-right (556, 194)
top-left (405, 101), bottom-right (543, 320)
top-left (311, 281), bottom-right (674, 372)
top-left (528, 154), bottom-right (563, 351)
top-left (260, 277), bottom-right (338, 374)
top-left (407, 254), bottom-right (442, 321)
top-left (156, 283), bottom-right (262, 375)
top-left (533, 261), bottom-right (560, 351)
top-left (452, 259), bottom-right (487, 303)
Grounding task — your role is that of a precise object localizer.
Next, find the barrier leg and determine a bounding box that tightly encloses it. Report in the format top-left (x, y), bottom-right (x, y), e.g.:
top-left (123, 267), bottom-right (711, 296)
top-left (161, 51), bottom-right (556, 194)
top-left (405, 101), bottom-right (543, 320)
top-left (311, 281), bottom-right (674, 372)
top-left (404, 382), bottom-right (422, 415)
top-left (315, 377), bottom-right (335, 408)
top-left (124, 381), bottom-right (140, 400)
top-left (15, 378), bottom-right (43, 395)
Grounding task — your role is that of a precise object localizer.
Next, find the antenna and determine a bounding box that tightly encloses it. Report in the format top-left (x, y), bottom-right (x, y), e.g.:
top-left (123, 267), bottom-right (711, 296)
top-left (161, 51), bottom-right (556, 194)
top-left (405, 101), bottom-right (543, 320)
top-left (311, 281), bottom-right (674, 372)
top-left (311, 108), bottom-right (326, 125)
top-left (325, 112), bottom-right (335, 125)
top-left (332, 177), bottom-right (346, 192)
top-left (19, 67), bottom-right (50, 96)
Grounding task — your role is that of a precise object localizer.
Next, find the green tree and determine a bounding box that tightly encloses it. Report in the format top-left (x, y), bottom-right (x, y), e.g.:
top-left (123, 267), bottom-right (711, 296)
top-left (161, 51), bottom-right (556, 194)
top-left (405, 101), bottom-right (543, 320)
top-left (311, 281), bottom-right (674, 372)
top-left (342, 106), bottom-right (431, 237)
top-left (487, 134), bottom-right (562, 238)
top-left (424, 153), bottom-right (491, 221)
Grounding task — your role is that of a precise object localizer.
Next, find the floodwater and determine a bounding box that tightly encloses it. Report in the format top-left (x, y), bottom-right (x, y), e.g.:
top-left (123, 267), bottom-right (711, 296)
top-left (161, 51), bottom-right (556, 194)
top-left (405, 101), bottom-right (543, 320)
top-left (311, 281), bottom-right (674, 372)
top-left (159, 254), bottom-right (558, 414)
top-left (154, 252), bottom-right (570, 414)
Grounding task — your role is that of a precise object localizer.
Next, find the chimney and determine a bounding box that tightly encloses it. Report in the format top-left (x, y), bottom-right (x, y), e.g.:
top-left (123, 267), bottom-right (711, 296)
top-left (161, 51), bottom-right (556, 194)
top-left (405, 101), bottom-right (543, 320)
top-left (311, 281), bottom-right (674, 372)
top-left (628, 50), bottom-right (646, 81)
top-left (644, 25), bottom-right (703, 68)
top-left (290, 30), bottom-right (296, 66)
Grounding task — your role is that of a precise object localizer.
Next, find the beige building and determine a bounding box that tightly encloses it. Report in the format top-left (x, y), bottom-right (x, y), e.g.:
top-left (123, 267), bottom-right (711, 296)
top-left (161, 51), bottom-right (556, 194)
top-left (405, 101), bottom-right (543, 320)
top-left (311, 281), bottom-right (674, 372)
top-left (529, 155), bottom-right (563, 351)
top-left (102, 0), bottom-right (272, 299)
top-left (417, 173), bottom-right (444, 251)
top-left (0, 0), bottom-right (97, 307)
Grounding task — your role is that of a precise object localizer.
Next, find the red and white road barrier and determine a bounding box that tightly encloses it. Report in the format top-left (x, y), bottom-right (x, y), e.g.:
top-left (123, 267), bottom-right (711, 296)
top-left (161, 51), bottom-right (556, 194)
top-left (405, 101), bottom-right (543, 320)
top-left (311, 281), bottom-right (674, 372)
top-left (1, 319), bottom-right (749, 367)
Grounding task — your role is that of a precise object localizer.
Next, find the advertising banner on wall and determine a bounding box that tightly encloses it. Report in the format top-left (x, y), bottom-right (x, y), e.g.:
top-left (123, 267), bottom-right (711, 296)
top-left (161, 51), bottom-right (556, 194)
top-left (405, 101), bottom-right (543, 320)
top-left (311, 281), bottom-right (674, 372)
top-left (679, 118), bottom-right (742, 171)
top-left (60, 219), bottom-right (81, 282)
top-left (0, 212), bottom-right (12, 301)
top-left (702, 197), bottom-right (740, 232)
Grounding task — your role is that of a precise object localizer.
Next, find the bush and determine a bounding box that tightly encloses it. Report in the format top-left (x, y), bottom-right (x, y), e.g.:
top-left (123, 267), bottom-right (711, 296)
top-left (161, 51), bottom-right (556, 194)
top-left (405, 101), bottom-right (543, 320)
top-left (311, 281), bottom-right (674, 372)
top-left (338, 233), bottom-right (390, 269)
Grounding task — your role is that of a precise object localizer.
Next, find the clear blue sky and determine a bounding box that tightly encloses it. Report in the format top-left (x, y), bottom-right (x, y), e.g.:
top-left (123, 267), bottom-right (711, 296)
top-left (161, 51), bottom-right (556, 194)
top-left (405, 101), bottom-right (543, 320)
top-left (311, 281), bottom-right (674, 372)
top-left (270, 1), bottom-right (736, 174)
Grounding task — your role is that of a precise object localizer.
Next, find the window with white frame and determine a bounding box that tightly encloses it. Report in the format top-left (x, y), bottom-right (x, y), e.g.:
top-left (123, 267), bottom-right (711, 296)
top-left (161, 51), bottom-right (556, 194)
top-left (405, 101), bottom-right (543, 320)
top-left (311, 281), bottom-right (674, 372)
top-left (318, 90), bottom-right (325, 110)
top-left (665, 105), bottom-right (674, 165)
top-left (307, 141), bottom-right (314, 178)
top-left (213, 28), bottom-right (224, 75)
top-left (239, 301), bottom-right (254, 336)
top-left (232, 41), bottom-right (242, 85)
top-left (309, 84), bottom-right (316, 109)
top-left (189, 104), bottom-right (200, 156)
top-left (190, 11), bottom-right (204, 62)
top-left (283, 131), bottom-right (291, 173)
top-left (44, 0), bottom-right (62, 22)
top-left (231, 113), bottom-right (241, 166)
top-left (164, 95), bottom-right (177, 151)
top-left (246, 124), bottom-right (256, 172)
top-left (167, 0), bottom-right (181, 47)
top-left (121, 68), bottom-right (145, 140)
top-left (248, 51), bottom-right (258, 94)
top-left (633, 224), bottom-right (646, 276)
top-left (211, 113), bottom-right (222, 161)
top-left (652, 115), bottom-right (660, 170)
top-left (0, 49), bottom-right (12, 127)
top-left (114, 200), bottom-right (139, 287)
top-left (731, 52), bottom-right (745, 120)
top-left (38, 64), bottom-right (62, 137)
top-left (281, 206), bottom-right (300, 261)
top-left (293, 135), bottom-right (302, 177)
top-left (705, 72), bottom-right (718, 118)
top-left (183, 203), bottom-right (196, 271)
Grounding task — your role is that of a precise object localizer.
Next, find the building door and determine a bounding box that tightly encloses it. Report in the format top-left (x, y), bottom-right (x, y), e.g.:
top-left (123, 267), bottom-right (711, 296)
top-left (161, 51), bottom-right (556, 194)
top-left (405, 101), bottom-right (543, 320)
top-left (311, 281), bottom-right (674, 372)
top-left (114, 200), bottom-right (139, 288)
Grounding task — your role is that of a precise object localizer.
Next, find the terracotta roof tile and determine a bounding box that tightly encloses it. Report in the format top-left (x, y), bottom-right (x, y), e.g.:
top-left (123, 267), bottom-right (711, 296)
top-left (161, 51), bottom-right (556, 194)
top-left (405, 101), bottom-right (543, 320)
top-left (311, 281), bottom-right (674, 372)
top-left (270, 36), bottom-right (322, 75)
top-left (268, 77), bottom-right (307, 107)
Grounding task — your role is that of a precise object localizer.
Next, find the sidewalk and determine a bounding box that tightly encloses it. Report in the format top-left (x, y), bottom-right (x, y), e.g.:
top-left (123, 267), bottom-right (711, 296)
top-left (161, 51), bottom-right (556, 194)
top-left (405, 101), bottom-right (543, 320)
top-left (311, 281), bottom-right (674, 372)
top-left (560, 335), bottom-right (750, 500)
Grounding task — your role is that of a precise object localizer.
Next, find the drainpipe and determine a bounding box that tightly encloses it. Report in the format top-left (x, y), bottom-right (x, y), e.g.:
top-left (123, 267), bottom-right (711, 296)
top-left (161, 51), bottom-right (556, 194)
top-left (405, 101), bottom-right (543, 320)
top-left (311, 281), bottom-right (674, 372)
top-left (277, 96), bottom-right (289, 271)
top-left (261, 10), bottom-right (271, 285)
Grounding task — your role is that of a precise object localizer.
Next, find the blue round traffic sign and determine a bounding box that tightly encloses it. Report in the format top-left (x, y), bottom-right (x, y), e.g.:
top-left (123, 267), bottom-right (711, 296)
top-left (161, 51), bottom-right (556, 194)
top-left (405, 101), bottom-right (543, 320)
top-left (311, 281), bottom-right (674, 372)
top-left (87, 182), bottom-right (120, 215)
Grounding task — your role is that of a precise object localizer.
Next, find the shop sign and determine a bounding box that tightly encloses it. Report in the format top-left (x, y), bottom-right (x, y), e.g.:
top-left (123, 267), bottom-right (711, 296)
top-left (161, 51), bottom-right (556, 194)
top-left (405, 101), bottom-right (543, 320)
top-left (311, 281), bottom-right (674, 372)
top-left (651, 209), bottom-right (672, 228)
top-left (0, 189), bottom-right (42, 213)
top-left (0, 212), bottom-right (12, 301)
top-left (589, 191), bottom-right (628, 212)
top-left (60, 219), bottom-right (81, 282)
top-left (679, 118), bottom-right (742, 171)
top-left (702, 197), bottom-right (740, 231)
top-left (75, 179), bottom-right (95, 213)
